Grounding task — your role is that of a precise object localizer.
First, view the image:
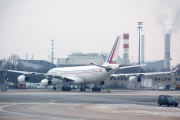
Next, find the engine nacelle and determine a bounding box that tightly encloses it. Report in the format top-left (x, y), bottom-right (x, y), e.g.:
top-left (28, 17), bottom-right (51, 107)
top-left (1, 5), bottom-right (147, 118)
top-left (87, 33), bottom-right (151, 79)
top-left (129, 76), bottom-right (141, 83)
top-left (18, 75), bottom-right (29, 83)
top-left (51, 78), bottom-right (63, 84)
top-left (41, 79), bottom-right (52, 86)
top-left (105, 66), bottom-right (112, 72)
top-left (100, 81), bottom-right (105, 85)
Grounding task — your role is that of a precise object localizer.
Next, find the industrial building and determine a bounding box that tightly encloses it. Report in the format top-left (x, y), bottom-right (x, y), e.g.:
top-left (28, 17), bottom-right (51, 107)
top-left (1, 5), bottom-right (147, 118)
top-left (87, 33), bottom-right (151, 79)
top-left (19, 60), bottom-right (56, 69)
top-left (57, 52), bottom-right (124, 67)
top-left (57, 33), bottom-right (131, 67)
top-left (105, 74), bottom-right (180, 90)
top-left (143, 60), bottom-right (164, 72)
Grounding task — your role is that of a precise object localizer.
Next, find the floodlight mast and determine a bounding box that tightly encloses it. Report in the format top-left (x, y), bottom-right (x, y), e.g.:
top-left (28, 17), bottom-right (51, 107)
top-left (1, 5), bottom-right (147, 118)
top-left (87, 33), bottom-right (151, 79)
top-left (137, 22), bottom-right (143, 73)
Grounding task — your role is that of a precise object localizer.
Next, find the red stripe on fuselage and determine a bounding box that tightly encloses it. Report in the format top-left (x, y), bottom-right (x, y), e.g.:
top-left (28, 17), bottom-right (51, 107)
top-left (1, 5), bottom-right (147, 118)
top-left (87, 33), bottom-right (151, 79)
top-left (53, 71), bottom-right (100, 76)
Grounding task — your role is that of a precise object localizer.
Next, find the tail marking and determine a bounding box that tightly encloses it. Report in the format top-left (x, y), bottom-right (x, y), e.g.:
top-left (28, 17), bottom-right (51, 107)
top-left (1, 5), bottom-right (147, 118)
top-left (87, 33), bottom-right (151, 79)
top-left (106, 36), bottom-right (120, 64)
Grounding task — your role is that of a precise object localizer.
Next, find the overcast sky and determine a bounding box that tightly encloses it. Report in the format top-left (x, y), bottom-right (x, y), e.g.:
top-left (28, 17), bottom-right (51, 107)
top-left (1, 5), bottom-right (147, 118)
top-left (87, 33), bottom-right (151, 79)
top-left (0, 0), bottom-right (180, 66)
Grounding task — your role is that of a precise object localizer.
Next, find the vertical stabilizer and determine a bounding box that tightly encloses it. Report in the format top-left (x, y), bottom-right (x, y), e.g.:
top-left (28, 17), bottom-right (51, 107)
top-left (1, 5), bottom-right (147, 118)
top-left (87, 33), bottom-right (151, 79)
top-left (104, 36), bottom-right (120, 65)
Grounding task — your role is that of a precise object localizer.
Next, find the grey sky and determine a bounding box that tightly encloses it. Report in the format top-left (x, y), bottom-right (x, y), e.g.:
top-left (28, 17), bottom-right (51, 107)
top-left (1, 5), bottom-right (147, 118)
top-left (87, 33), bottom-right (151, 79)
top-left (0, 0), bottom-right (180, 66)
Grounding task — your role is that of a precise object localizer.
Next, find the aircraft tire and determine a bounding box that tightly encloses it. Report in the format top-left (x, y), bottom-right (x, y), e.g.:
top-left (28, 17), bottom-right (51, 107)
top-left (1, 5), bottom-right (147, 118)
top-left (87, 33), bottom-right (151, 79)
top-left (92, 87), bottom-right (95, 91)
top-left (53, 86), bottom-right (56, 90)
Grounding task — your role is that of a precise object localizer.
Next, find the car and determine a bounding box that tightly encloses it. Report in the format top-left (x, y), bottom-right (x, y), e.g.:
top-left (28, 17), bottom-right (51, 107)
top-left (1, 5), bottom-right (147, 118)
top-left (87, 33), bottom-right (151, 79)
top-left (158, 95), bottom-right (178, 107)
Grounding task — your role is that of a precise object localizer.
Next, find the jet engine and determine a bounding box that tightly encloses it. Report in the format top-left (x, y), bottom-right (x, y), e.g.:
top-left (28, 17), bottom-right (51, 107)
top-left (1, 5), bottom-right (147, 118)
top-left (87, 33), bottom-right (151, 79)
top-left (105, 66), bottom-right (112, 72)
top-left (129, 76), bottom-right (141, 83)
top-left (18, 75), bottom-right (29, 83)
top-left (51, 78), bottom-right (63, 84)
top-left (100, 81), bottom-right (105, 85)
top-left (41, 79), bottom-right (52, 86)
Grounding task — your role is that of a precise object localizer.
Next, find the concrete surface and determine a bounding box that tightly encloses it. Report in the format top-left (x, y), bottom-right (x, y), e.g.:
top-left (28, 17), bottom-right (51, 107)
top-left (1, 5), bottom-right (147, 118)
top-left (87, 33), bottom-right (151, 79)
top-left (0, 89), bottom-right (180, 120)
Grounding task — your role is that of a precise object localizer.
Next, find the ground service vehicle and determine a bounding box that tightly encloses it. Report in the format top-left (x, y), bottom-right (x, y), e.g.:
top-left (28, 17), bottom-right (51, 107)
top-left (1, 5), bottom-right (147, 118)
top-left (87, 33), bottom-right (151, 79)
top-left (158, 95), bottom-right (178, 107)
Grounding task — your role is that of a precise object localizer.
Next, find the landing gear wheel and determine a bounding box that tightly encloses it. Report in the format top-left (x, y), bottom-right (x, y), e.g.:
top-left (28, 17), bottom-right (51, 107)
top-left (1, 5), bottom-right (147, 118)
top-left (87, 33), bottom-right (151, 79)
top-left (53, 86), bottom-right (56, 90)
top-left (92, 87), bottom-right (101, 92)
top-left (80, 87), bottom-right (83, 91)
top-left (80, 85), bottom-right (86, 92)
top-left (62, 86), bottom-right (71, 91)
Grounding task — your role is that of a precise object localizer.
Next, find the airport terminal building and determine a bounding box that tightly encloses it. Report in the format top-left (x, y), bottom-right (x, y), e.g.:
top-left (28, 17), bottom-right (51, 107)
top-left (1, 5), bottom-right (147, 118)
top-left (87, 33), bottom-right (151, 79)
top-left (19, 60), bottom-right (56, 69)
top-left (105, 74), bottom-right (180, 90)
top-left (57, 52), bottom-right (124, 67)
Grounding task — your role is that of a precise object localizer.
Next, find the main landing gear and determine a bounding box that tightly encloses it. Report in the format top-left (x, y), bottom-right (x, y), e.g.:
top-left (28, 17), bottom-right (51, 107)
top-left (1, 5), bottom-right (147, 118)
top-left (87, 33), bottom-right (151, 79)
top-left (92, 83), bottom-right (101, 92)
top-left (80, 85), bottom-right (86, 92)
top-left (62, 86), bottom-right (71, 91)
top-left (92, 87), bottom-right (101, 91)
top-left (52, 84), bottom-right (56, 90)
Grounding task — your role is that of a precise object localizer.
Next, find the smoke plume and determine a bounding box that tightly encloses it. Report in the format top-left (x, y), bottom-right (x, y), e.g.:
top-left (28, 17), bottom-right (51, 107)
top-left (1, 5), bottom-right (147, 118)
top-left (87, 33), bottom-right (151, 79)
top-left (155, 0), bottom-right (180, 34)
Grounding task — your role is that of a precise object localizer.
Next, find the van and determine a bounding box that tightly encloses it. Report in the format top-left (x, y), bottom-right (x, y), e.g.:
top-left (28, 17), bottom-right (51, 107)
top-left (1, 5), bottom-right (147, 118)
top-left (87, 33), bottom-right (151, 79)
top-left (158, 95), bottom-right (178, 107)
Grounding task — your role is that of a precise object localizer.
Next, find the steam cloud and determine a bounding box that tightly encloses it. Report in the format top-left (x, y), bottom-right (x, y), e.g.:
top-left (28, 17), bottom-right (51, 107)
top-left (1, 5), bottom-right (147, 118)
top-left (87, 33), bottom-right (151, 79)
top-left (155, 0), bottom-right (180, 34)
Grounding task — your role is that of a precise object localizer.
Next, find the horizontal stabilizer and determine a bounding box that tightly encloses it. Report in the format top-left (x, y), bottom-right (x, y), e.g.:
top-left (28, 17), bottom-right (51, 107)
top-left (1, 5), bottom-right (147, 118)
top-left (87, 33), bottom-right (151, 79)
top-left (90, 63), bottom-right (112, 69)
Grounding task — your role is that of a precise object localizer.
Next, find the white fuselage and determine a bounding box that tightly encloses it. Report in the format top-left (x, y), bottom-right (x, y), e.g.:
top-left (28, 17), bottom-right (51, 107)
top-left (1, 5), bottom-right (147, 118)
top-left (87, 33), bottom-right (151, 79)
top-left (47, 64), bottom-right (119, 85)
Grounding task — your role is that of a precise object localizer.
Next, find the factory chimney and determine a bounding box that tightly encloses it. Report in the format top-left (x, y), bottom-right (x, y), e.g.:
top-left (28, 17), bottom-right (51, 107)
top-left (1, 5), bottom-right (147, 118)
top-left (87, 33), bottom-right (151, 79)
top-left (141, 35), bottom-right (145, 64)
top-left (164, 34), bottom-right (170, 70)
top-left (123, 33), bottom-right (130, 65)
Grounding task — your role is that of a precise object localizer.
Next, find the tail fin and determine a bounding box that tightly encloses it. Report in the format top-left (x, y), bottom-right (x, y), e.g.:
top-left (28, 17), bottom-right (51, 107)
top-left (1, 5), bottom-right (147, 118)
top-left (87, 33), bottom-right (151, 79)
top-left (104, 36), bottom-right (120, 65)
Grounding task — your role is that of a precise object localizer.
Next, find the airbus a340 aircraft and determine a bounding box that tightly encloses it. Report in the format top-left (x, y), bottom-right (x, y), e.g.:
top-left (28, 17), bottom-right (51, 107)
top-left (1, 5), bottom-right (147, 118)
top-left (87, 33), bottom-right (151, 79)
top-left (8, 36), bottom-right (144, 91)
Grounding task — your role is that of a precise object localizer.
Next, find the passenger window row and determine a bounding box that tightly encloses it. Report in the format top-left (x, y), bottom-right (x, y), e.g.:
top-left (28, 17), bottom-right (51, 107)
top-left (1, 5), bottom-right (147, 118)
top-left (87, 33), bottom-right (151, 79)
top-left (110, 77), bottom-right (127, 81)
top-left (175, 78), bottom-right (180, 81)
top-left (154, 78), bottom-right (171, 81)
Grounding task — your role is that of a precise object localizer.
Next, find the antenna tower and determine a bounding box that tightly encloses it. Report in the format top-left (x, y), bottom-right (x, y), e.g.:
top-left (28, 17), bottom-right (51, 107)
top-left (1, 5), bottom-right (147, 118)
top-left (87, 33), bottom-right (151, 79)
top-left (51, 39), bottom-right (54, 64)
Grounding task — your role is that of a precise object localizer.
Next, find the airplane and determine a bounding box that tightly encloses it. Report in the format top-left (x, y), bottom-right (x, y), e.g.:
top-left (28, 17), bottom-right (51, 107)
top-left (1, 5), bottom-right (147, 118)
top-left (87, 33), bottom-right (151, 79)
top-left (111, 67), bottom-right (179, 84)
top-left (8, 36), bottom-right (145, 91)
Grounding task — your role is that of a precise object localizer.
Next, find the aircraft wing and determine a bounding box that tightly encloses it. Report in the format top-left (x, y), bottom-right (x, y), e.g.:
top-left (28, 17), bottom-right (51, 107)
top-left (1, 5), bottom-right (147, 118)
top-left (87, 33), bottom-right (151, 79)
top-left (112, 67), bottom-right (179, 77)
top-left (8, 69), bottom-right (83, 84)
top-left (119, 64), bottom-right (146, 69)
top-left (8, 70), bottom-right (46, 76)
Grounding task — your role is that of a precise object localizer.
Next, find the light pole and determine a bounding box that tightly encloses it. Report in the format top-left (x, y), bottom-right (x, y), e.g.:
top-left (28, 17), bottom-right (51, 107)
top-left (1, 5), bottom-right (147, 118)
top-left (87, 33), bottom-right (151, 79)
top-left (137, 22), bottom-right (143, 73)
top-left (31, 55), bottom-right (34, 69)
top-left (48, 55), bottom-right (50, 62)
top-left (65, 58), bottom-right (69, 67)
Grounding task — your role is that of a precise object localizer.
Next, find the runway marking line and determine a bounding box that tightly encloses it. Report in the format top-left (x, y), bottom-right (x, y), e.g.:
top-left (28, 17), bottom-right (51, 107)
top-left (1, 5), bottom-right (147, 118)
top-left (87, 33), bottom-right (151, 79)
top-left (0, 103), bottom-right (83, 120)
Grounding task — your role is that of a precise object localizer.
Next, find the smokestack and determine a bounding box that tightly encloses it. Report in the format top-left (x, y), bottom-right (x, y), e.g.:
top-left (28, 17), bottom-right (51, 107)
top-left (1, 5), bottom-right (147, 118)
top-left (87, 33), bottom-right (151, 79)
top-left (26, 54), bottom-right (28, 62)
top-left (141, 35), bottom-right (145, 64)
top-left (164, 34), bottom-right (170, 70)
top-left (123, 33), bottom-right (130, 65)
top-left (51, 39), bottom-right (54, 64)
